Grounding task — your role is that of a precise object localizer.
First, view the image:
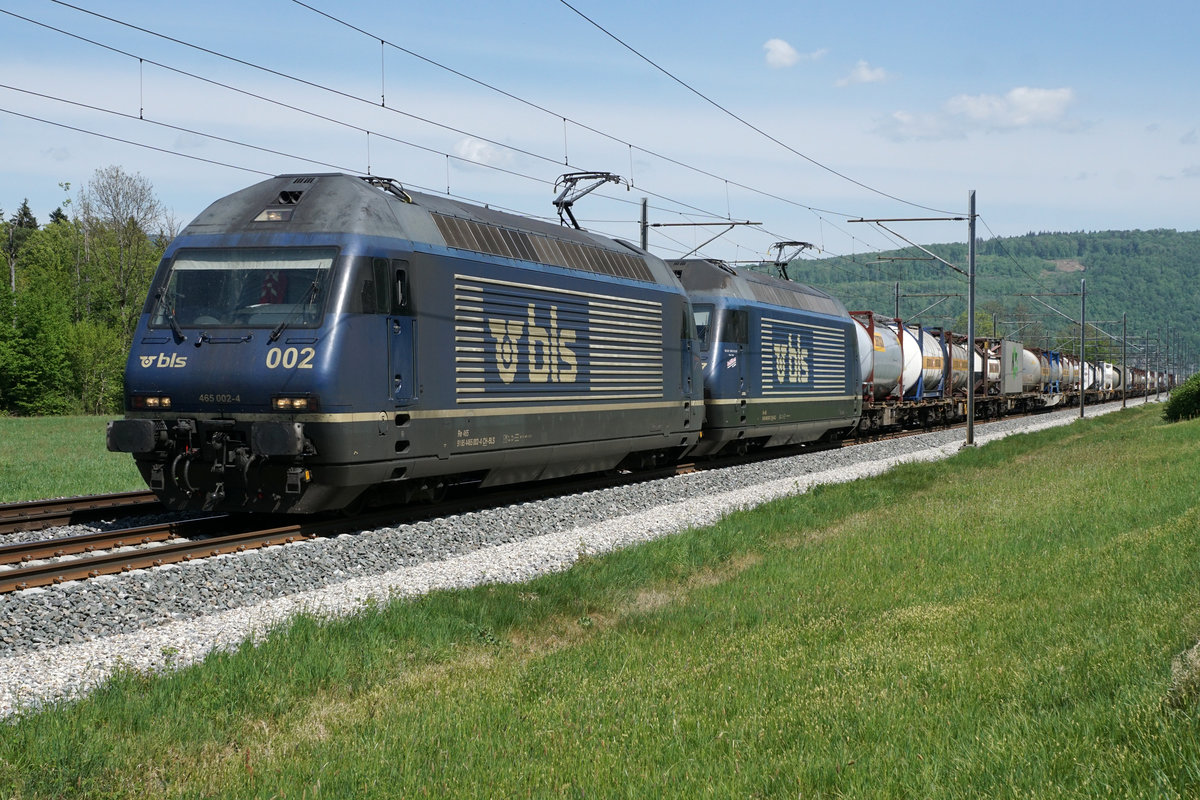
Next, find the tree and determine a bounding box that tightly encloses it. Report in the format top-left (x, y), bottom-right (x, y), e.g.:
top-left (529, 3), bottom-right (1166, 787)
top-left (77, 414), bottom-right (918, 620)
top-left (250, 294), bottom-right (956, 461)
top-left (76, 166), bottom-right (166, 340)
top-left (0, 170), bottom-right (167, 415)
top-left (5, 199), bottom-right (39, 295)
top-left (0, 287), bottom-right (74, 414)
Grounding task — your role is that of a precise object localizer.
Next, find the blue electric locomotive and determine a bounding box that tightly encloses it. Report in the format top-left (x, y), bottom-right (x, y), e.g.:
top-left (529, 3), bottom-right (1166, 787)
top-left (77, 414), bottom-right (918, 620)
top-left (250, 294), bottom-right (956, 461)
top-left (108, 173), bottom-right (704, 513)
top-left (672, 259), bottom-right (862, 456)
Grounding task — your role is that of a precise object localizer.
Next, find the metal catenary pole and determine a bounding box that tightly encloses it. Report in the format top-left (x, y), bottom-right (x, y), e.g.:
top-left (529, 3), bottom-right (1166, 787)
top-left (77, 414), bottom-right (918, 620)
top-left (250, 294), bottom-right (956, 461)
top-left (848, 195), bottom-right (974, 446)
top-left (1113, 311), bottom-right (1123, 407)
top-left (1079, 278), bottom-right (1086, 419)
top-left (966, 190), bottom-right (976, 446)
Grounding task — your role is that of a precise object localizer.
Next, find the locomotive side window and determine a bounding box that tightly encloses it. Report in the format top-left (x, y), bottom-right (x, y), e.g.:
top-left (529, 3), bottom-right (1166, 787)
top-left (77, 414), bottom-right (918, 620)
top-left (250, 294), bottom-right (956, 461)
top-left (692, 305), bottom-right (713, 344)
top-left (681, 303), bottom-right (698, 341)
top-left (720, 309), bottom-right (749, 344)
top-left (150, 246), bottom-right (335, 329)
top-left (393, 260), bottom-right (410, 312)
top-left (349, 257), bottom-right (390, 314)
top-left (346, 257), bottom-right (409, 314)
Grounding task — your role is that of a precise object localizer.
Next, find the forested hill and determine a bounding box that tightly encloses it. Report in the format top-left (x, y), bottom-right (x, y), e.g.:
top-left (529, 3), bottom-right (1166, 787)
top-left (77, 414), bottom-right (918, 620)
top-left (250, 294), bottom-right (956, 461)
top-left (783, 228), bottom-right (1199, 368)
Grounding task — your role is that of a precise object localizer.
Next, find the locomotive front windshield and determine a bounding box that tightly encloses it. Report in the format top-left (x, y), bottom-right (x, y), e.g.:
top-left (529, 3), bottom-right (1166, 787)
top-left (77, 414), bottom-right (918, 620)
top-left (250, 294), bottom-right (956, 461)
top-left (149, 247), bottom-right (336, 329)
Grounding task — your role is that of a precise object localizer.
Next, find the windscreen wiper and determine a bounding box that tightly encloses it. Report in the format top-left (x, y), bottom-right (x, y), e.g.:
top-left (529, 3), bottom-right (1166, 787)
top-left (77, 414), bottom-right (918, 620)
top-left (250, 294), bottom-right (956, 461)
top-left (155, 287), bottom-right (186, 342)
top-left (269, 280), bottom-right (321, 343)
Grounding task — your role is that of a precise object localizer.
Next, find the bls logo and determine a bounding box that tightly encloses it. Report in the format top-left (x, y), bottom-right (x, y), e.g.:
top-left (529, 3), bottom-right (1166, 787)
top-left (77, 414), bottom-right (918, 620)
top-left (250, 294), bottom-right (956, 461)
top-left (772, 333), bottom-right (809, 384)
top-left (487, 304), bottom-right (578, 384)
top-left (139, 353), bottom-right (188, 368)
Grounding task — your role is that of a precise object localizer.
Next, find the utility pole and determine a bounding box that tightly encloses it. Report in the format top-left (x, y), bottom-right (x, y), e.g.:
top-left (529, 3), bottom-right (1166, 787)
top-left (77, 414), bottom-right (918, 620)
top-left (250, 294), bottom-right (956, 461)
top-left (1122, 312), bottom-right (1127, 408)
top-left (1166, 326), bottom-right (1171, 390)
top-left (966, 190), bottom-right (977, 446)
top-left (1145, 331), bottom-right (1151, 404)
top-left (1153, 333), bottom-right (1159, 400)
top-left (848, 193), bottom-right (974, 445)
top-left (640, 197), bottom-right (648, 250)
top-left (1079, 278), bottom-right (1086, 419)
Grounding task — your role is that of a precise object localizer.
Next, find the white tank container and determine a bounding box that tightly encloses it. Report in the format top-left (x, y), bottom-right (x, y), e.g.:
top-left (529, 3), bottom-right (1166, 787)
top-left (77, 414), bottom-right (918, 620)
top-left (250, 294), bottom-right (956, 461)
top-left (853, 318), bottom-right (874, 392)
top-left (878, 323), bottom-right (923, 396)
top-left (916, 328), bottom-right (946, 392)
top-left (1019, 349), bottom-right (1042, 391)
top-left (1102, 362), bottom-right (1117, 391)
top-left (855, 318), bottom-right (904, 399)
top-left (1063, 357), bottom-right (1079, 388)
top-left (947, 341), bottom-right (970, 392)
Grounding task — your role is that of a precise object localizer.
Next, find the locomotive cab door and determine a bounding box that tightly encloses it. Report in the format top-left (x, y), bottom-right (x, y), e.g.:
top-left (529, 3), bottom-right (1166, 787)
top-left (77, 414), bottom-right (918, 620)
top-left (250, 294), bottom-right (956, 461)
top-left (722, 308), bottom-right (749, 398)
top-left (385, 259), bottom-right (416, 404)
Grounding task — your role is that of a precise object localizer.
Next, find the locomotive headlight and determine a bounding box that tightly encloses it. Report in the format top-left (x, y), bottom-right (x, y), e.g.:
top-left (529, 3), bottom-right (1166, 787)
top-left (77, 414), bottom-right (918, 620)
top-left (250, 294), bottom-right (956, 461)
top-left (272, 395), bottom-right (318, 412)
top-left (132, 394), bottom-right (172, 409)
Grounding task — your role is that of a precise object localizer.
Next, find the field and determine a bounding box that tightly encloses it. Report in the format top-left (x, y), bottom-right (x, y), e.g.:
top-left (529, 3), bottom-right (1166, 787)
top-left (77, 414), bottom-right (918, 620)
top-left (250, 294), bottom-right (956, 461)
top-left (0, 415), bottom-right (144, 503)
top-left (2, 405), bottom-right (1199, 798)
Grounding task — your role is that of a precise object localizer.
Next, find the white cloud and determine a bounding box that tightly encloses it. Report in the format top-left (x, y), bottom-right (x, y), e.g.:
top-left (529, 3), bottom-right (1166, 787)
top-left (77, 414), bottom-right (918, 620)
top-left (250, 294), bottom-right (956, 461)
top-left (876, 110), bottom-right (957, 141)
top-left (453, 137), bottom-right (512, 168)
top-left (836, 60), bottom-right (888, 86)
top-left (762, 39), bottom-right (827, 69)
top-left (763, 39), bottom-right (799, 68)
top-left (876, 86), bottom-right (1077, 141)
top-left (945, 87), bottom-right (1074, 128)
top-left (1181, 128), bottom-right (1198, 146)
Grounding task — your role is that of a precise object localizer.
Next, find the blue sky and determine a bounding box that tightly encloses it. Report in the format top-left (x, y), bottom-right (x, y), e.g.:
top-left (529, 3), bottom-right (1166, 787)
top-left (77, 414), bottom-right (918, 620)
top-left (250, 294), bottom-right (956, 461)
top-left (1, 0), bottom-right (1198, 265)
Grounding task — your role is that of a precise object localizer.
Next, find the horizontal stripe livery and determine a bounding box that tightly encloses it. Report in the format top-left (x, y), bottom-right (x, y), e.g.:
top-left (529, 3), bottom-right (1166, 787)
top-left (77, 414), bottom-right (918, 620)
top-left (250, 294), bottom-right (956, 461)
top-left (760, 316), bottom-right (850, 397)
top-left (453, 274), bottom-right (664, 404)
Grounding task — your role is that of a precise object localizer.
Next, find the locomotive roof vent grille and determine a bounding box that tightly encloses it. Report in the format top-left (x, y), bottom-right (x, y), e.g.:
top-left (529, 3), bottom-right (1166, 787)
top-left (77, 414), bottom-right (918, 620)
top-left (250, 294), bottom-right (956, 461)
top-left (431, 212), bottom-right (654, 283)
top-left (748, 281), bottom-right (843, 317)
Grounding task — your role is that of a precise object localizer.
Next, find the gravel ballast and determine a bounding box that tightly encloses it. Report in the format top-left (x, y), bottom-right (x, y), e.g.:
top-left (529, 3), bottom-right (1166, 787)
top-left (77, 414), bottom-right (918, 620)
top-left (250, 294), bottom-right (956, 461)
top-left (0, 402), bottom-right (1135, 718)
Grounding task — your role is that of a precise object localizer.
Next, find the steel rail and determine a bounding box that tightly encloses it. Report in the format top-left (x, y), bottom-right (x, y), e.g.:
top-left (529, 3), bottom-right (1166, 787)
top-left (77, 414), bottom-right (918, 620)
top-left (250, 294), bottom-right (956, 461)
top-left (0, 491), bottom-right (162, 535)
top-left (0, 524), bottom-right (318, 593)
top-left (0, 514), bottom-right (232, 565)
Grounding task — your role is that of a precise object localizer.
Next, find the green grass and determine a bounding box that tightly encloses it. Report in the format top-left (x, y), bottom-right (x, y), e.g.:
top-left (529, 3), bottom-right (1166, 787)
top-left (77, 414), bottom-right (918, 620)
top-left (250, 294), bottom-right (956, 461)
top-left (3, 405), bottom-right (1200, 798)
top-left (0, 415), bottom-right (144, 502)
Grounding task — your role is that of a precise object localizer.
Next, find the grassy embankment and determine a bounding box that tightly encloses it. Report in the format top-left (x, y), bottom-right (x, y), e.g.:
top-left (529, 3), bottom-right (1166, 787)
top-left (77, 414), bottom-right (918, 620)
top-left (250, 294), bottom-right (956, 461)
top-left (2, 405), bottom-right (1200, 798)
top-left (0, 415), bottom-right (143, 503)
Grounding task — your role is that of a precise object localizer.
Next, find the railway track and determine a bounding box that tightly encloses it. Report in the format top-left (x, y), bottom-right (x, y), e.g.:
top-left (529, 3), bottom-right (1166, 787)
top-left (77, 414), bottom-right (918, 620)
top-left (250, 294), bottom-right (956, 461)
top-left (0, 405), bottom-right (1098, 595)
top-left (0, 490), bottom-right (162, 535)
top-left (0, 513), bottom-right (236, 592)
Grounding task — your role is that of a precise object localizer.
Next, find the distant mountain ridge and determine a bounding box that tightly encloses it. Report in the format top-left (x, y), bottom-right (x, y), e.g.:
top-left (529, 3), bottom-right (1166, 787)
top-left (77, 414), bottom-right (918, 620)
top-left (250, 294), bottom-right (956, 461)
top-left (777, 229), bottom-right (1199, 371)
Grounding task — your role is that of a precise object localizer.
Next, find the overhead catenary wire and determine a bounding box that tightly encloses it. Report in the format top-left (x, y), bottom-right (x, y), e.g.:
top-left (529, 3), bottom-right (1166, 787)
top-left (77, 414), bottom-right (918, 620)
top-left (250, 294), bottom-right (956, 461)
top-left (1, 84), bottom-right (362, 174)
top-left (8, 3), bottom-right (927, 266)
top-left (3, 7), bottom-right (754, 238)
top-left (556, 0), bottom-right (960, 218)
top-left (34, 0), bottom-right (913, 259)
top-left (978, 215), bottom-right (1053, 294)
top-left (284, 0), bottom-right (870, 224)
top-left (0, 106), bottom-right (274, 179)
